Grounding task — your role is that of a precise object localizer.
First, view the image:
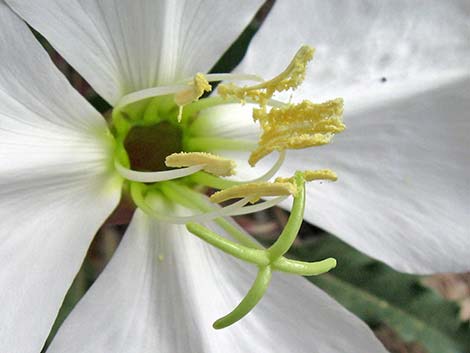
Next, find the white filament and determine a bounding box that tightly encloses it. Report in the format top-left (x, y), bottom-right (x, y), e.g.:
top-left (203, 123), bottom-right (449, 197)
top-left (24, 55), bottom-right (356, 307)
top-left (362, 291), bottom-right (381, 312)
top-left (225, 196), bottom-right (288, 216)
top-left (114, 159), bottom-right (204, 183)
top-left (252, 151), bottom-right (286, 182)
top-left (142, 194), bottom-right (287, 224)
top-left (115, 83), bottom-right (187, 110)
top-left (202, 73), bottom-right (264, 83)
top-left (115, 73), bottom-right (263, 111)
top-left (142, 197), bottom-right (251, 224)
top-left (229, 151), bottom-right (286, 184)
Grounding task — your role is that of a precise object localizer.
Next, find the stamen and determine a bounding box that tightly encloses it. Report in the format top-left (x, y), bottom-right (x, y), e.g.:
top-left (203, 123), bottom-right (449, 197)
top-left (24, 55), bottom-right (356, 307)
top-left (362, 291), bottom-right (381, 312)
top-left (149, 193), bottom-right (286, 224)
top-left (174, 73), bottom-right (212, 122)
top-left (188, 151), bottom-right (286, 190)
top-left (218, 45), bottom-right (314, 106)
top-left (245, 150), bottom-right (286, 182)
top-left (177, 73), bottom-right (263, 87)
top-left (115, 83), bottom-right (188, 111)
top-left (165, 152), bottom-right (236, 177)
top-left (303, 169), bottom-right (338, 181)
top-left (160, 181), bottom-right (288, 220)
top-left (210, 181), bottom-right (296, 204)
top-left (249, 98), bottom-right (345, 166)
top-left (134, 183), bottom-right (252, 224)
top-left (174, 73), bottom-right (212, 106)
top-left (114, 73), bottom-right (212, 122)
top-left (225, 196), bottom-right (288, 216)
top-left (114, 159), bottom-right (203, 183)
top-left (276, 169), bottom-right (338, 183)
top-left (203, 73), bottom-right (264, 83)
top-left (213, 45), bottom-right (344, 166)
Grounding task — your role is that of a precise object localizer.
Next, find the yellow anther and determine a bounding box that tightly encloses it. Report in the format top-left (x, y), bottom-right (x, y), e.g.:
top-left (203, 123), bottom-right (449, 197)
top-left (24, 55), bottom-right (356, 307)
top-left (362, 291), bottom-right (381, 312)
top-left (276, 169), bottom-right (338, 184)
top-left (218, 45), bottom-right (314, 107)
top-left (175, 73), bottom-right (212, 122)
top-left (249, 98), bottom-right (345, 166)
top-left (165, 152), bottom-right (236, 177)
top-left (174, 73), bottom-right (212, 106)
top-left (303, 169), bottom-right (338, 182)
top-left (210, 181), bottom-right (297, 204)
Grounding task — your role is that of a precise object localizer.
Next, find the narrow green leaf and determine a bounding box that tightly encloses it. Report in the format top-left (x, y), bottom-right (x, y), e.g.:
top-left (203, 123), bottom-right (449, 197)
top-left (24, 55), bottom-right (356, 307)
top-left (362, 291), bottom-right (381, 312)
top-left (291, 236), bottom-right (470, 353)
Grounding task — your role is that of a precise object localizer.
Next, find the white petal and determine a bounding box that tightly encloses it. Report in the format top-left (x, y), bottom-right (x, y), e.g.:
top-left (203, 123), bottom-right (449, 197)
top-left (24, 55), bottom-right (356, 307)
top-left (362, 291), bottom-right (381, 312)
top-left (237, 0), bottom-right (470, 103)
top-left (279, 77), bottom-right (470, 274)
top-left (7, 0), bottom-right (264, 105)
top-left (49, 211), bottom-right (386, 353)
top-left (235, 0), bottom-right (470, 273)
top-left (0, 4), bottom-right (122, 353)
top-left (192, 103), bottom-right (282, 182)
top-left (193, 103), bottom-right (260, 141)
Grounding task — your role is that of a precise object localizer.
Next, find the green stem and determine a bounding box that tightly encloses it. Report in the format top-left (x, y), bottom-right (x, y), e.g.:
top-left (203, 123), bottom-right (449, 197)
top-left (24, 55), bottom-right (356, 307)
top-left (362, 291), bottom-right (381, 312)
top-left (186, 222), bottom-right (269, 266)
top-left (186, 220), bottom-right (336, 276)
top-left (213, 265), bottom-right (272, 329)
top-left (273, 257), bottom-right (336, 276)
top-left (267, 172), bottom-right (305, 261)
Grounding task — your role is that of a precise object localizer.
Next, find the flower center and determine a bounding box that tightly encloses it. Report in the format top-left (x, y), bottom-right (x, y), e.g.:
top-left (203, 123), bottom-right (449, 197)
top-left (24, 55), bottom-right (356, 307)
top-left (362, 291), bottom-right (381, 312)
top-left (124, 121), bottom-right (182, 172)
top-left (109, 45), bottom-right (345, 330)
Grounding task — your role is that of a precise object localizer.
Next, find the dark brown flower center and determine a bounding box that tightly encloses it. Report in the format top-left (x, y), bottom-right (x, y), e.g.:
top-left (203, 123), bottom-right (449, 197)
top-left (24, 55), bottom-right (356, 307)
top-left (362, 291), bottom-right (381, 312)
top-left (124, 121), bottom-right (183, 172)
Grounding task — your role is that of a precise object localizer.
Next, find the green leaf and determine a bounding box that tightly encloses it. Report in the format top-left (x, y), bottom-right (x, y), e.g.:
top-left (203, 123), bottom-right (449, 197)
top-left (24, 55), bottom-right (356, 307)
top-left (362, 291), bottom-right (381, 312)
top-left (291, 236), bottom-right (470, 353)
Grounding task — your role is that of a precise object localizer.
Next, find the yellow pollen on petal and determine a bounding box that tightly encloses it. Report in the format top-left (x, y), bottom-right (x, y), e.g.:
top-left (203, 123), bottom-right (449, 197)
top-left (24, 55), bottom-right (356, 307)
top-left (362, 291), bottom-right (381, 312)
top-left (218, 45), bottom-right (314, 107)
top-left (210, 181), bottom-right (297, 204)
top-left (165, 152), bottom-right (236, 177)
top-left (249, 98), bottom-right (345, 166)
top-left (275, 169), bottom-right (338, 184)
top-left (175, 73), bottom-right (212, 122)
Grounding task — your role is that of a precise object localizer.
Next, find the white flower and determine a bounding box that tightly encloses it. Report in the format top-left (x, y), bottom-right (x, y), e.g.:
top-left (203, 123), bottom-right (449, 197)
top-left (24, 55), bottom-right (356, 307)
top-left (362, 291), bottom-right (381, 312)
top-left (0, 1), bottom-right (468, 353)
